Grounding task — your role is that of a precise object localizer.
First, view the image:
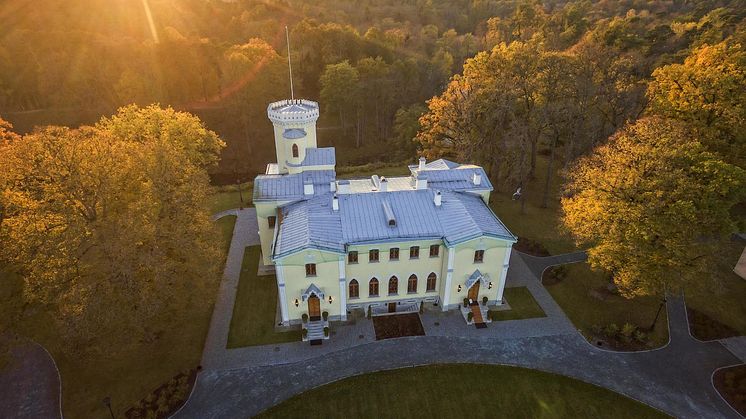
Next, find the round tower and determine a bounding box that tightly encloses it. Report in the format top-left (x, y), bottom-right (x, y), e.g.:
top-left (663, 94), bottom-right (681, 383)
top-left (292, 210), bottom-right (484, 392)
top-left (267, 99), bottom-right (320, 174)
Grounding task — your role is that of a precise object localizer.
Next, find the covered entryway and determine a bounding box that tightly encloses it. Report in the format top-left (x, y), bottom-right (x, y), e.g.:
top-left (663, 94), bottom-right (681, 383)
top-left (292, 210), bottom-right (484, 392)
top-left (308, 295), bottom-right (321, 321)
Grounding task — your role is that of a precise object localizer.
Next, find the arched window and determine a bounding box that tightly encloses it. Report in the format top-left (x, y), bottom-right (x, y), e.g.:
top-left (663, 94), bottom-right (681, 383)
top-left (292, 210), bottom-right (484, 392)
top-left (292, 143), bottom-right (299, 158)
top-left (388, 276), bottom-right (398, 295)
top-left (369, 278), bottom-right (379, 297)
top-left (349, 279), bottom-right (359, 298)
top-left (407, 274), bottom-right (418, 293)
top-left (427, 272), bottom-right (437, 291)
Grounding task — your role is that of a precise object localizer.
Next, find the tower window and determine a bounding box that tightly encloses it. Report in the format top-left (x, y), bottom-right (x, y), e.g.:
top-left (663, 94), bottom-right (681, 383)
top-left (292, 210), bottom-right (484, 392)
top-left (267, 216), bottom-right (276, 228)
top-left (292, 143), bottom-right (299, 158)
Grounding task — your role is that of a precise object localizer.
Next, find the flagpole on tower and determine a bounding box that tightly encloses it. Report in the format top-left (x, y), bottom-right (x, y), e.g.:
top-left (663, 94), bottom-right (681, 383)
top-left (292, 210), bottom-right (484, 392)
top-left (285, 26), bottom-right (294, 100)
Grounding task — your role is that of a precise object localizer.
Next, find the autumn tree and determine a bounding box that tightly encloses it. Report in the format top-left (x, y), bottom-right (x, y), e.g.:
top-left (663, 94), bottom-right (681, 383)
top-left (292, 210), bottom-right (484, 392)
top-left (320, 61), bottom-right (360, 142)
top-left (0, 106), bottom-right (225, 357)
top-left (647, 36), bottom-right (746, 167)
top-left (562, 117), bottom-right (745, 297)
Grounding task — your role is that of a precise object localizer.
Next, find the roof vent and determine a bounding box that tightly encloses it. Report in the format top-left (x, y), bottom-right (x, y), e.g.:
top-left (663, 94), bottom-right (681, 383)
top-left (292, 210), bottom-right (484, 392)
top-left (415, 173), bottom-right (428, 190)
top-left (371, 175), bottom-right (380, 190)
top-left (418, 156), bottom-right (426, 170)
top-left (472, 172), bottom-right (481, 186)
top-left (330, 181), bottom-right (337, 192)
top-left (380, 177), bottom-right (388, 192)
top-left (332, 194), bottom-right (339, 211)
top-left (304, 177), bottom-right (314, 195)
top-left (382, 201), bottom-right (396, 227)
top-left (434, 190), bottom-right (442, 207)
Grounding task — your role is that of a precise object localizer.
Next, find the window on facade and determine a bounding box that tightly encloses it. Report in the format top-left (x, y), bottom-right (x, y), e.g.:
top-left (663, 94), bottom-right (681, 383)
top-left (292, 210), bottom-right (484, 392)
top-left (267, 216), bottom-right (276, 228)
top-left (429, 244), bottom-right (439, 257)
top-left (369, 278), bottom-right (379, 296)
top-left (349, 279), bottom-right (359, 298)
top-left (388, 276), bottom-right (398, 295)
top-left (305, 263), bottom-right (317, 277)
top-left (348, 251), bottom-right (358, 264)
top-left (410, 246), bottom-right (420, 259)
top-left (369, 249), bottom-right (379, 262)
top-left (292, 143), bottom-right (299, 158)
top-left (474, 250), bottom-right (485, 263)
top-left (427, 272), bottom-right (437, 291)
top-left (389, 247), bottom-right (399, 260)
top-left (407, 274), bottom-right (418, 293)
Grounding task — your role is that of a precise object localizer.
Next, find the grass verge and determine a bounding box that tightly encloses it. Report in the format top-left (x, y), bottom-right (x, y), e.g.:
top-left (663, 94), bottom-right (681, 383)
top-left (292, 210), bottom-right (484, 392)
top-left (256, 364), bottom-right (669, 418)
top-left (227, 246), bottom-right (298, 347)
top-left (490, 287), bottom-right (546, 321)
top-left (209, 182), bottom-right (253, 214)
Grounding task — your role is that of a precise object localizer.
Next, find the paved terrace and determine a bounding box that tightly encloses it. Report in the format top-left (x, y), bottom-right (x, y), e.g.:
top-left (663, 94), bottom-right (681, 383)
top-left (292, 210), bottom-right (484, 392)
top-left (177, 209), bottom-right (744, 419)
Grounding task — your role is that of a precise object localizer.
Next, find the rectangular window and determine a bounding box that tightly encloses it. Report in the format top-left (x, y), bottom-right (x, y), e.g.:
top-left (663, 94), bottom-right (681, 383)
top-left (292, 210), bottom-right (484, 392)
top-left (348, 251), bottom-right (358, 264)
top-left (474, 250), bottom-right (484, 263)
top-left (267, 216), bottom-right (276, 228)
top-left (429, 245), bottom-right (439, 258)
top-left (305, 263), bottom-right (317, 277)
top-left (410, 246), bottom-right (419, 259)
top-left (369, 249), bottom-right (379, 262)
top-left (389, 247), bottom-right (399, 261)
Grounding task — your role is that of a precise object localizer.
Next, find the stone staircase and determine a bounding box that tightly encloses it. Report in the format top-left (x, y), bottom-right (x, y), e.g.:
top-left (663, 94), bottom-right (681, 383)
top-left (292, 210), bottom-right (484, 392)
top-left (303, 320), bottom-right (329, 342)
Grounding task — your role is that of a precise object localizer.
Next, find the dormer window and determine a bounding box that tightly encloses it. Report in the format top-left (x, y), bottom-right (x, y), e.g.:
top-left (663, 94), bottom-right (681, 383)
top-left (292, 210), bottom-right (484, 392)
top-left (292, 143), bottom-right (299, 158)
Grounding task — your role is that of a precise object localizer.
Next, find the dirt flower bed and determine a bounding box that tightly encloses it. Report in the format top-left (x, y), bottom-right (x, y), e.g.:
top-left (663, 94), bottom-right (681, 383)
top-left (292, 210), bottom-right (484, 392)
top-left (542, 265), bottom-right (567, 285)
top-left (514, 237), bottom-right (551, 256)
top-left (372, 313), bottom-right (425, 340)
top-left (713, 365), bottom-right (746, 416)
top-left (125, 367), bottom-right (199, 419)
top-left (687, 308), bottom-right (739, 341)
top-left (590, 322), bottom-right (654, 351)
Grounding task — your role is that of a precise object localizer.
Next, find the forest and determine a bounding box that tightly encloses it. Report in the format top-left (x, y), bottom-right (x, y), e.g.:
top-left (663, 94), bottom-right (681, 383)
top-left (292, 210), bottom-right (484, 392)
top-left (1, 0), bottom-right (743, 182)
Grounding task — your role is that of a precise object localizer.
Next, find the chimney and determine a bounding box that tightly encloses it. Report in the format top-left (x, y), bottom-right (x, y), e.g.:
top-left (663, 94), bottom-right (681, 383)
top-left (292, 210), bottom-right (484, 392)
top-left (330, 181), bottom-right (337, 192)
top-left (472, 172), bottom-right (481, 186)
top-left (380, 177), bottom-right (388, 192)
top-left (337, 180), bottom-right (351, 194)
top-left (332, 194), bottom-right (339, 211)
top-left (415, 173), bottom-right (428, 190)
top-left (434, 190), bottom-right (442, 207)
top-left (304, 177), bottom-right (314, 195)
top-left (418, 157), bottom-right (426, 170)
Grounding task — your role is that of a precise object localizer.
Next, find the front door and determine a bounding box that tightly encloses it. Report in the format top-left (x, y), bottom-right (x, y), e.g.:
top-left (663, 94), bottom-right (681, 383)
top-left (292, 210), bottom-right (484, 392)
top-left (468, 281), bottom-right (480, 304)
top-left (388, 302), bottom-right (397, 313)
top-left (308, 295), bottom-right (321, 321)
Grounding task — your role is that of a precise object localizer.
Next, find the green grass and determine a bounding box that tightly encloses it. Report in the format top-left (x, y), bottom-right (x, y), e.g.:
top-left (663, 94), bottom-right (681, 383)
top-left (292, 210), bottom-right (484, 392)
top-left (545, 263), bottom-right (669, 348)
top-left (215, 215), bottom-right (237, 255)
top-left (227, 246), bottom-right (299, 347)
top-left (209, 182), bottom-right (253, 214)
top-left (257, 364), bottom-right (669, 419)
top-left (490, 287), bottom-right (546, 321)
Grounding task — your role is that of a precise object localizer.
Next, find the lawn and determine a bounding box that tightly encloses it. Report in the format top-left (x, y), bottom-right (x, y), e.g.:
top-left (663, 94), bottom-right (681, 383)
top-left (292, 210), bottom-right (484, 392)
top-left (215, 215), bottom-right (237, 255)
top-left (490, 287), bottom-right (546, 321)
top-left (256, 364), bottom-right (669, 419)
top-left (545, 263), bottom-right (669, 349)
top-left (227, 246), bottom-right (299, 347)
top-left (209, 182), bottom-right (253, 214)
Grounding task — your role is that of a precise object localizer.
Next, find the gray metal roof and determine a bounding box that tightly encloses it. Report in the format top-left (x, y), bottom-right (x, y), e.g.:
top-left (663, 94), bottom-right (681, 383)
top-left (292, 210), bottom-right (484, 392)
top-left (287, 147), bottom-right (336, 168)
top-left (253, 170), bottom-right (335, 202)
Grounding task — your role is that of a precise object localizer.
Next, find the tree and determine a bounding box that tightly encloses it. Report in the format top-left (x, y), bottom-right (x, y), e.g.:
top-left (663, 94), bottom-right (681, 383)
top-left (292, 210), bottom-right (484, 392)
top-left (647, 37), bottom-right (746, 167)
top-left (0, 106), bottom-right (225, 357)
top-left (562, 117), bottom-right (745, 298)
top-left (320, 61), bottom-right (360, 143)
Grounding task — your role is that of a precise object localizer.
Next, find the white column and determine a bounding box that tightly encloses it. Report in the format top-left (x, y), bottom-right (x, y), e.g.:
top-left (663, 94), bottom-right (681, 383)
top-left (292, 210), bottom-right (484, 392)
top-left (338, 257), bottom-right (347, 321)
top-left (496, 246), bottom-right (512, 304)
top-left (276, 264), bottom-right (290, 324)
top-left (442, 247), bottom-right (455, 310)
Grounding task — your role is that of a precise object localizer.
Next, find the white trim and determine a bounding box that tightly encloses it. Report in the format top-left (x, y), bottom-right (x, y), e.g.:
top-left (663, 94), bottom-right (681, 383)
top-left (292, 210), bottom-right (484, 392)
top-left (338, 257), bottom-right (347, 321)
top-left (276, 265), bottom-right (290, 324)
top-left (443, 248), bottom-right (455, 310)
top-left (496, 246), bottom-right (511, 303)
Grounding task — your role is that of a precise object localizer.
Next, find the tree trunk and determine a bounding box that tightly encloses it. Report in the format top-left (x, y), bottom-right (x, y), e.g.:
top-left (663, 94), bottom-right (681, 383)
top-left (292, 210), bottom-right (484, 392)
top-left (541, 134), bottom-right (558, 209)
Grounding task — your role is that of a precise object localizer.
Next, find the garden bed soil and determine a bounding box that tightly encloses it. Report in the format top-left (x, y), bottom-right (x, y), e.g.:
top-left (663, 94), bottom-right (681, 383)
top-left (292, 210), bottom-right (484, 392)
top-left (687, 307), bottom-right (739, 341)
top-left (713, 365), bottom-right (746, 416)
top-left (372, 313), bottom-right (425, 340)
top-left (513, 237), bottom-right (551, 257)
top-left (125, 367), bottom-right (199, 419)
top-left (590, 335), bottom-right (651, 352)
top-left (542, 265), bottom-right (567, 286)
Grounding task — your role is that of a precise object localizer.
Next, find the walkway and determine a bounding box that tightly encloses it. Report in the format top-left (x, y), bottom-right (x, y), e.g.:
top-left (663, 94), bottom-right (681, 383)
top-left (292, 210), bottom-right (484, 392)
top-left (201, 208), bottom-right (259, 369)
top-left (0, 340), bottom-right (61, 419)
top-left (177, 212), bottom-right (744, 418)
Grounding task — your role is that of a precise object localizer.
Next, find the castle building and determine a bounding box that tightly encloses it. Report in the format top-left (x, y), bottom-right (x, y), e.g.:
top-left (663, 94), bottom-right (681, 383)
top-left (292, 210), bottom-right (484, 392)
top-left (254, 99), bottom-right (516, 333)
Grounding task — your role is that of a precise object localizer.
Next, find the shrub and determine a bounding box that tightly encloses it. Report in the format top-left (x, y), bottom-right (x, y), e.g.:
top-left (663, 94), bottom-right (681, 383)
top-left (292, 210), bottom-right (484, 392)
top-left (467, 311), bottom-right (474, 322)
top-left (323, 326), bottom-right (329, 337)
top-left (482, 296), bottom-right (488, 305)
top-left (463, 297), bottom-right (469, 307)
top-left (621, 323), bottom-right (637, 342)
top-left (302, 328), bottom-right (308, 338)
top-left (322, 311), bottom-right (329, 321)
top-left (604, 323), bottom-right (619, 338)
top-left (367, 306), bottom-right (371, 319)
top-left (301, 313), bottom-right (308, 323)
top-left (633, 330), bottom-right (648, 343)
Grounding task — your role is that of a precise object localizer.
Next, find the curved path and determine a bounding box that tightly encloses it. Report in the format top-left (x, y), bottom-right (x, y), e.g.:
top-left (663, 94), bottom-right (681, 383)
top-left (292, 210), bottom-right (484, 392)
top-left (0, 339), bottom-right (62, 419)
top-left (176, 211), bottom-right (744, 418)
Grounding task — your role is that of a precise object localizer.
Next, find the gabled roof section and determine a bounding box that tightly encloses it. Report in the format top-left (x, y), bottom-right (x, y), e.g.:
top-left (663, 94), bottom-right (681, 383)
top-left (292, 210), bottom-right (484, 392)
top-left (286, 147), bottom-right (336, 168)
top-left (253, 170), bottom-right (335, 202)
top-left (273, 194), bottom-right (344, 258)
